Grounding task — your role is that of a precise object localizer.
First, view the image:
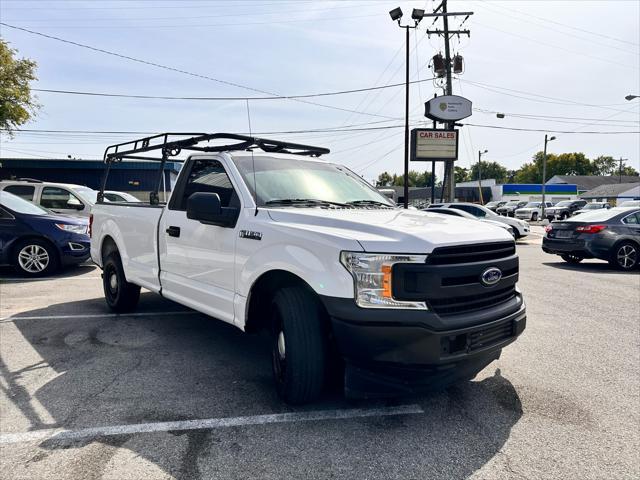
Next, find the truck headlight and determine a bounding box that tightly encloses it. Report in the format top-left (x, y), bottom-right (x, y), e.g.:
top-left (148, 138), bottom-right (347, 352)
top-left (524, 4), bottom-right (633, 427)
top-left (55, 223), bottom-right (88, 235)
top-left (340, 252), bottom-right (428, 310)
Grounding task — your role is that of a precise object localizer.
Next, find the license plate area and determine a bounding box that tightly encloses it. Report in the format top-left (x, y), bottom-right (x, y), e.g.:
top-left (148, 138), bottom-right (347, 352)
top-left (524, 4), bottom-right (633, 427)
top-left (555, 230), bottom-right (573, 239)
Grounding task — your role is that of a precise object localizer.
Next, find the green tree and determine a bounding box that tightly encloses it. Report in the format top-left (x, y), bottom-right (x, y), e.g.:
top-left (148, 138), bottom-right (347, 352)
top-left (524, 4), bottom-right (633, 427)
top-left (591, 156), bottom-right (618, 176)
top-left (454, 166), bottom-right (469, 184)
top-left (376, 171), bottom-right (393, 187)
top-left (514, 151), bottom-right (594, 183)
top-left (0, 39), bottom-right (39, 135)
top-left (621, 165), bottom-right (639, 176)
top-left (469, 160), bottom-right (508, 184)
top-left (390, 170), bottom-right (436, 187)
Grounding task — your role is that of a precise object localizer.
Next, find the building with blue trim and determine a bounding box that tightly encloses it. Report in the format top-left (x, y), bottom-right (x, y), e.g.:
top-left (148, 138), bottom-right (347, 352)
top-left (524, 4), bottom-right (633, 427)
top-left (0, 158), bottom-right (181, 193)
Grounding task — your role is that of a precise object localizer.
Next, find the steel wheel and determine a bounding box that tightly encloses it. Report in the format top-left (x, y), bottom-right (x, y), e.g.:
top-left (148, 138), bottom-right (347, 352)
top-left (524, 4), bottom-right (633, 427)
top-left (616, 243), bottom-right (638, 270)
top-left (18, 244), bottom-right (50, 273)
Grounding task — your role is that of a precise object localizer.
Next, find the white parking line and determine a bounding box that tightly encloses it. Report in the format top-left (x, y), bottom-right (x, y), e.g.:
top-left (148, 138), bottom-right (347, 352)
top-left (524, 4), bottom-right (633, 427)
top-left (0, 404), bottom-right (424, 444)
top-left (0, 310), bottom-right (198, 323)
top-left (0, 276), bottom-right (102, 283)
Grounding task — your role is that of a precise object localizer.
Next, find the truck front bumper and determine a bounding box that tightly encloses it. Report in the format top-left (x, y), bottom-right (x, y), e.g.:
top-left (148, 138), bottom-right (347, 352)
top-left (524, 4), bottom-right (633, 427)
top-left (320, 296), bottom-right (526, 398)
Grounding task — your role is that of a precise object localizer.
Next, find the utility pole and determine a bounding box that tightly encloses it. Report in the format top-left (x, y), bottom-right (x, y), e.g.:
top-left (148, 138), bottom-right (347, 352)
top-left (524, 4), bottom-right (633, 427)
top-left (541, 134), bottom-right (556, 218)
top-left (426, 0), bottom-right (472, 202)
top-left (618, 157), bottom-right (628, 183)
top-left (478, 149), bottom-right (488, 204)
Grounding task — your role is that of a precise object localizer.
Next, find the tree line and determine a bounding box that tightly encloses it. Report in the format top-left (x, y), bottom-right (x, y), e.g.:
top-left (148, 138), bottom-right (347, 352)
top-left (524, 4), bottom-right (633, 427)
top-left (376, 152), bottom-right (639, 187)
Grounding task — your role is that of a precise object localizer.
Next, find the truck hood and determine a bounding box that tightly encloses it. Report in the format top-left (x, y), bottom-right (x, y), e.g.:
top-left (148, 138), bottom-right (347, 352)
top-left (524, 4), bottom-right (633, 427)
top-left (266, 208), bottom-right (513, 253)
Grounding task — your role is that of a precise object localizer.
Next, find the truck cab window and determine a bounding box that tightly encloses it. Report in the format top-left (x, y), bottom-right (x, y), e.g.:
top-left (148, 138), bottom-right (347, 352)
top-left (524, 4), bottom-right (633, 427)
top-left (177, 160), bottom-right (238, 211)
top-left (41, 187), bottom-right (84, 210)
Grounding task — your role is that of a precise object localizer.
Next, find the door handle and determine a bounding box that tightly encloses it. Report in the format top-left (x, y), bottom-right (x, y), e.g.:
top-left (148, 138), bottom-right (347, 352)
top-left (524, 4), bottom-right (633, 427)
top-left (166, 226), bottom-right (181, 237)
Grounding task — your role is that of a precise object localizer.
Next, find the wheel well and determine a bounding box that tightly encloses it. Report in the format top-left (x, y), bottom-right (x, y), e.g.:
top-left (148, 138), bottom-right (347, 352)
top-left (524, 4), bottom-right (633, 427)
top-left (612, 238), bottom-right (640, 252)
top-left (245, 270), bottom-right (327, 334)
top-left (101, 236), bottom-right (119, 262)
top-left (11, 236), bottom-right (60, 264)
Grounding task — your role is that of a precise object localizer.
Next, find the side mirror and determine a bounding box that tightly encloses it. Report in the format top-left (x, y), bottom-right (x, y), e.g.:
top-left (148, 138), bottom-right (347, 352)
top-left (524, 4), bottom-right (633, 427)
top-left (186, 192), bottom-right (238, 228)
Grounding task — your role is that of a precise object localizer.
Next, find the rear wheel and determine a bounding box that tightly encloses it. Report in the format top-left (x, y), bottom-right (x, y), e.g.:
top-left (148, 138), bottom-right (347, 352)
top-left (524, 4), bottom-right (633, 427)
top-left (561, 254), bottom-right (583, 264)
top-left (102, 252), bottom-right (140, 312)
top-left (610, 242), bottom-right (638, 271)
top-left (13, 239), bottom-right (59, 277)
top-left (271, 286), bottom-right (327, 404)
top-left (531, 212), bottom-right (538, 221)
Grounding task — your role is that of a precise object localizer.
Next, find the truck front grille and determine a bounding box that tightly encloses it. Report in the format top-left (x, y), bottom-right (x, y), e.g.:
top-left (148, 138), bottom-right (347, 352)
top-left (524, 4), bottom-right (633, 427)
top-left (426, 242), bottom-right (516, 265)
top-left (392, 241), bottom-right (520, 319)
top-left (427, 286), bottom-right (517, 316)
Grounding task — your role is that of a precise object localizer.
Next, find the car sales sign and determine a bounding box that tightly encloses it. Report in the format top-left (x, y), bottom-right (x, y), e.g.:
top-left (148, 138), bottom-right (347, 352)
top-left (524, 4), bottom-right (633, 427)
top-left (410, 128), bottom-right (459, 161)
top-left (424, 95), bottom-right (472, 122)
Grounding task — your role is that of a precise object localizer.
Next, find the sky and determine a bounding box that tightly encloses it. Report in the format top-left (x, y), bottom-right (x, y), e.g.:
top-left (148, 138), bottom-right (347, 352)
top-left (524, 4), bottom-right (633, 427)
top-left (0, 0), bottom-right (639, 184)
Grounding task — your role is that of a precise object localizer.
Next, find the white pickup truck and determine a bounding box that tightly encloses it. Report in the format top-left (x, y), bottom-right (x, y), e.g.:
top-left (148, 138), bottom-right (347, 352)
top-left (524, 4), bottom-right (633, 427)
top-left (90, 133), bottom-right (526, 404)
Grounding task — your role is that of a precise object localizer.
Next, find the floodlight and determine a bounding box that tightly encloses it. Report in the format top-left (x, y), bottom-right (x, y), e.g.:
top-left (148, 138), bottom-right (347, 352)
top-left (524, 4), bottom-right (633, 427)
top-left (389, 7), bottom-right (403, 22)
top-left (549, 136), bottom-right (556, 141)
top-left (625, 95), bottom-right (639, 101)
top-left (412, 9), bottom-right (425, 21)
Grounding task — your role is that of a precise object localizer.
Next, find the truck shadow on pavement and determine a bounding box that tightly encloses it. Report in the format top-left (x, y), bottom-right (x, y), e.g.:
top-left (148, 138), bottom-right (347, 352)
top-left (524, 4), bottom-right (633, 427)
top-left (543, 260), bottom-right (639, 274)
top-left (3, 293), bottom-right (523, 480)
top-left (0, 264), bottom-right (98, 283)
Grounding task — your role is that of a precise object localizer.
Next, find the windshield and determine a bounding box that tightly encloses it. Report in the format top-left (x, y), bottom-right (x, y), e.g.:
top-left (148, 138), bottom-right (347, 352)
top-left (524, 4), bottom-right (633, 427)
top-left (524, 202), bottom-right (541, 208)
top-left (485, 201), bottom-right (499, 207)
top-left (0, 191), bottom-right (49, 215)
top-left (583, 203), bottom-right (604, 210)
top-left (504, 201), bottom-right (521, 206)
top-left (72, 187), bottom-right (98, 204)
top-left (553, 201), bottom-right (573, 207)
top-left (233, 156), bottom-right (396, 208)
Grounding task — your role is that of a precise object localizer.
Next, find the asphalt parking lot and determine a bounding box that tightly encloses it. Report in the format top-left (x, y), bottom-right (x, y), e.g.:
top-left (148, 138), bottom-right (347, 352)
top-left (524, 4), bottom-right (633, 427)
top-left (1, 232), bottom-right (639, 480)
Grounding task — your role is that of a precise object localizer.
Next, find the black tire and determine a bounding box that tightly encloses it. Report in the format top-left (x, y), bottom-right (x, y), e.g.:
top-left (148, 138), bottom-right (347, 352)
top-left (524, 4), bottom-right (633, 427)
top-left (561, 254), bottom-right (583, 264)
top-left (102, 252), bottom-right (140, 312)
top-left (270, 286), bottom-right (327, 404)
top-left (12, 238), bottom-right (59, 277)
top-left (609, 241), bottom-right (639, 271)
top-left (560, 212), bottom-right (568, 220)
top-left (531, 212), bottom-right (538, 222)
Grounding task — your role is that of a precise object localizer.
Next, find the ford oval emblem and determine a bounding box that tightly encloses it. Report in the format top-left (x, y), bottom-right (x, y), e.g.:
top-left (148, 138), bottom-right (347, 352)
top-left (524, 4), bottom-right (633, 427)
top-left (481, 267), bottom-right (502, 286)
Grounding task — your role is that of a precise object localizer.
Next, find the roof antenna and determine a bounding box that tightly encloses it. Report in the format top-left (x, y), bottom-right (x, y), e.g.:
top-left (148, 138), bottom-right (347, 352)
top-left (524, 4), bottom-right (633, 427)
top-left (245, 99), bottom-right (259, 216)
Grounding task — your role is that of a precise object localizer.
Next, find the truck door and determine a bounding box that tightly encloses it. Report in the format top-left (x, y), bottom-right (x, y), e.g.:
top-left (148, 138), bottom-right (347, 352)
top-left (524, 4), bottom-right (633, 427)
top-left (158, 158), bottom-right (239, 324)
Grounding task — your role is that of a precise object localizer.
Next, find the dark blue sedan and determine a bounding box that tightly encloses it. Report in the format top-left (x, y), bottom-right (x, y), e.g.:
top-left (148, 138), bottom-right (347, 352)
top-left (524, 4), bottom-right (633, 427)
top-left (0, 191), bottom-right (90, 276)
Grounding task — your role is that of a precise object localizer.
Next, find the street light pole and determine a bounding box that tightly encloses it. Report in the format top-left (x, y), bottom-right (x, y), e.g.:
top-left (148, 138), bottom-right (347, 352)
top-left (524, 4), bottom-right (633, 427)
top-left (478, 149), bottom-right (488, 204)
top-left (541, 134), bottom-right (555, 218)
top-left (389, 7), bottom-right (424, 209)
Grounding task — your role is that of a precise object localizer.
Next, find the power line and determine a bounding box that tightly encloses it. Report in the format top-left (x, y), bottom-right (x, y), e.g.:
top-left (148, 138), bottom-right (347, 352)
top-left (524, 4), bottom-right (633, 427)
top-left (5, 2), bottom-right (375, 21)
top-left (31, 77), bottom-right (437, 101)
top-left (461, 123), bottom-right (639, 134)
top-left (0, 22), bottom-right (397, 120)
top-left (3, 13), bottom-right (385, 29)
top-left (473, 0), bottom-right (640, 54)
top-left (459, 78), bottom-right (640, 114)
top-left (479, 0), bottom-right (639, 48)
top-left (471, 19), bottom-right (637, 71)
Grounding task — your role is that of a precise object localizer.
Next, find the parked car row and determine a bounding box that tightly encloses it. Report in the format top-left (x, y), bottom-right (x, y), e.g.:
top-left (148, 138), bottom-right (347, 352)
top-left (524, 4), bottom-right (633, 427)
top-left (0, 179), bottom-right (140, 218)
top-left (426, 202), bottom-right (530, 238)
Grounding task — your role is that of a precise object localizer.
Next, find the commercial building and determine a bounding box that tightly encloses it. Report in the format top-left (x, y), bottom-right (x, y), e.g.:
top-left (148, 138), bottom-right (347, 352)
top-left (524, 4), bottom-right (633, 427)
top-left (546, 175), bottom-right (640, 193)
top-left (0, 158), bottom-right (181, 195)
top-left (580, 183), bottom-right (640, 205)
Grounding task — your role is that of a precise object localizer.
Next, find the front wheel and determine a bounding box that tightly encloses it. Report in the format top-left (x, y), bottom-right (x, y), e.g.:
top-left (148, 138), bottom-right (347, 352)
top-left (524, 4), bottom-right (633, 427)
top-left (610, 242), bottom-right (638, 271)
top-left (271, 286), bottom-right (327, 404)
top-left (102, 252), bottom-right (140, 312)
top-left (13, 239), bottom-right (59, 277)
top-left (561, 254), bottom-right (583, 264)
top-left (531, 212), bottom-right (538, 222)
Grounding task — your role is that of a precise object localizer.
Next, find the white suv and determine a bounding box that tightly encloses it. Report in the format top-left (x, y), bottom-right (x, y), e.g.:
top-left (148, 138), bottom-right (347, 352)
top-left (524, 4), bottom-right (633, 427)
top-left (514, 201), bottom-right (554, 221)
top-left (0, 180), bottom-right (98, 217)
